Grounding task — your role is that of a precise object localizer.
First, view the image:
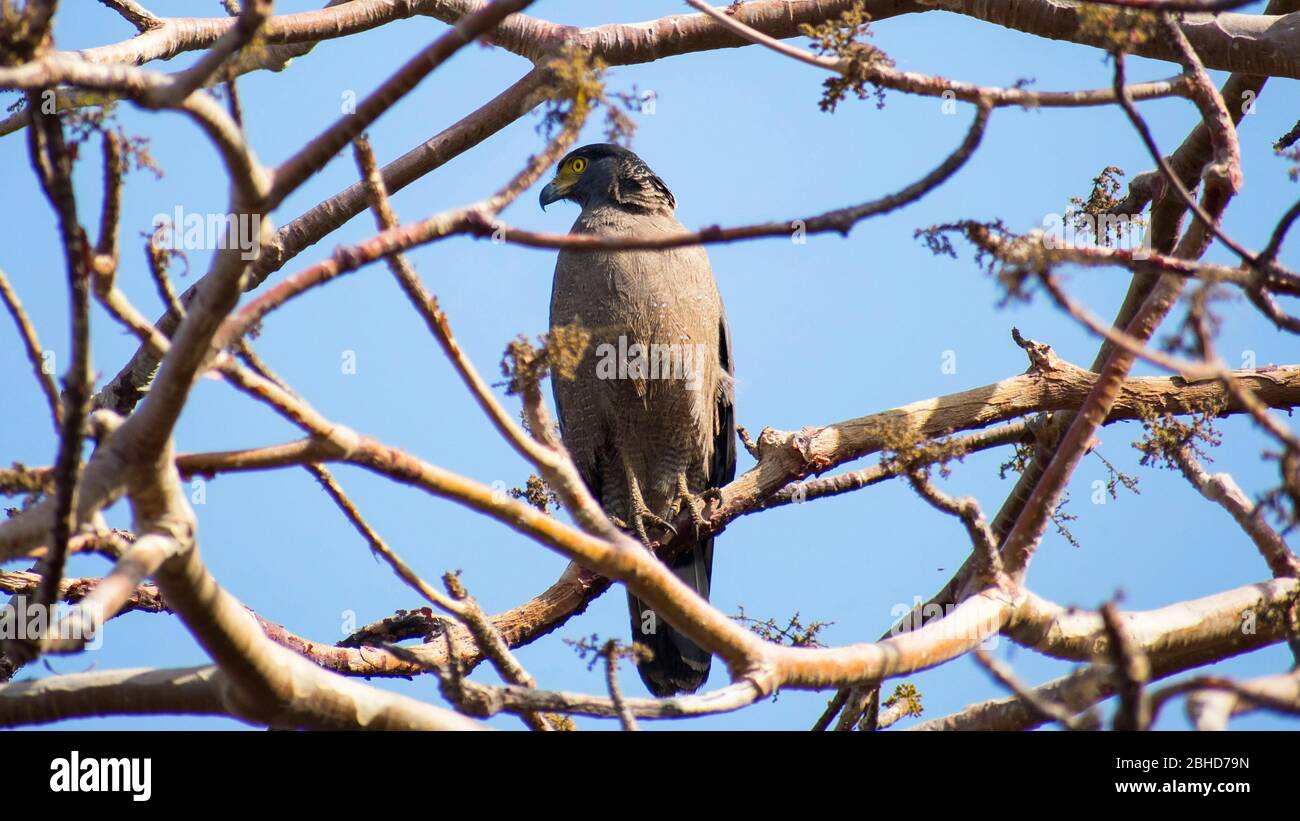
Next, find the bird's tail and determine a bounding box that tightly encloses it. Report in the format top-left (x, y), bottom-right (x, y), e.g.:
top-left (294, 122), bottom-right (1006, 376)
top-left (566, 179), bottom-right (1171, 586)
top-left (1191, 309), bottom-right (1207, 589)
top-left (626, 537), bottom-right (714, 697)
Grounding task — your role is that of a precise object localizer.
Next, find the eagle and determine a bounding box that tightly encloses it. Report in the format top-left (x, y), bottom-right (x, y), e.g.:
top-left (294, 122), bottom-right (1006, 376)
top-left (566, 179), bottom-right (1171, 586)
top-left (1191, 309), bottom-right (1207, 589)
top-left (541, 144), bottom-right (736, 696)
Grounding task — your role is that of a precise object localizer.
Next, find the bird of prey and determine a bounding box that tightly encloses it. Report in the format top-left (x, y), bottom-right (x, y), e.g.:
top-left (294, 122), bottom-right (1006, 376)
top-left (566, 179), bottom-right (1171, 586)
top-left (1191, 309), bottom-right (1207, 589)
top-left (540, 144), bottom-right (736, 697)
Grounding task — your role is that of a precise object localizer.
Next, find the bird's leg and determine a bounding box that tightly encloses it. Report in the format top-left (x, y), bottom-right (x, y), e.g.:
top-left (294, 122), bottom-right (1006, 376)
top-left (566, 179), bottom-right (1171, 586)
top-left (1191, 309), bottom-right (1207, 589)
top-left (621, 458), bottom-right (676, 544)
top-left (673, 473), bottom-right (708, 539)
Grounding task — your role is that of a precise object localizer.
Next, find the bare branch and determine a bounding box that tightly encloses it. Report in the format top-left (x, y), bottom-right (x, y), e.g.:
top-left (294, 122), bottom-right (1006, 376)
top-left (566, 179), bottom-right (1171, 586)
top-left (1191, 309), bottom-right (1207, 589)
top-left (1103, 599), bottom-right (1152, 730)
top-left (914, 578), bottom-right (1299, 729)
top-left (1172, 447), bottom-right (1300, 578)
top-left (971, 647), bottom-right (1097, 730)
top-left (485, 102), bottom-right (991, 252)
top-left (906, 471), bottom-right (1006, 586)
top-left (96, 0), bottom-right (162, 32)
top-left (0, 268), bottom-right (61, 430)
top-left (686, 0), bottom-right (1192, 109)
top-left (14, 97), bottom-right (94, 667)
top-left (266, 0), bottom-right (537, 208)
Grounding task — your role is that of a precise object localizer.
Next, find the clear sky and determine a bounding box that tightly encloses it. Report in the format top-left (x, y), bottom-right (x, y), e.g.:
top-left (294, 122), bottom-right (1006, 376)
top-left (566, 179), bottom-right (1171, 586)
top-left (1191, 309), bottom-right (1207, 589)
top-left (1, 1), bottom-right (1296, 730)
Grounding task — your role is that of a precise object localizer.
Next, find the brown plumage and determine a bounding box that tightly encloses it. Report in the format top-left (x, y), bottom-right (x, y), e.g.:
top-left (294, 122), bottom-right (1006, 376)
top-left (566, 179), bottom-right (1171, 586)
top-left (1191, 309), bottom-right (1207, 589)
top-left (541, 144), bottom-right (736, 696)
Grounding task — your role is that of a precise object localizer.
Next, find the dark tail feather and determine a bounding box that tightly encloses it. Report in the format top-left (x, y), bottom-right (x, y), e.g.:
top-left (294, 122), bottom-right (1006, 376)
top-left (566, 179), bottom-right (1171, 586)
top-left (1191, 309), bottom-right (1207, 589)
top-left (627, 537), bottom-right (714, 697)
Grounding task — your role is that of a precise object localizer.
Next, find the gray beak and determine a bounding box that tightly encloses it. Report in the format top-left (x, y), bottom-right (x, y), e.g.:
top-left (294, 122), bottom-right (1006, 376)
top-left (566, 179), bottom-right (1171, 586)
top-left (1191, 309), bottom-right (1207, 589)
top-left (539, 180), bottom-right (564, 210)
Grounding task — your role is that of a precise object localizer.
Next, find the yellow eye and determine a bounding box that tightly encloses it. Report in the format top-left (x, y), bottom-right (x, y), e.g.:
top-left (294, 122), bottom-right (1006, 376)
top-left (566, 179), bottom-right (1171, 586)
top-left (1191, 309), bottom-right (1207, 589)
top-left (569, 157), bottom-right (587, 173)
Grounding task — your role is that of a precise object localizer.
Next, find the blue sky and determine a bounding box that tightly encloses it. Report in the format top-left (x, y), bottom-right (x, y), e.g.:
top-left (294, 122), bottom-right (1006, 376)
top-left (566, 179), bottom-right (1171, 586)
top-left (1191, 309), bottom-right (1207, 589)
top-left (1, 1), bottom-right (1296, 730)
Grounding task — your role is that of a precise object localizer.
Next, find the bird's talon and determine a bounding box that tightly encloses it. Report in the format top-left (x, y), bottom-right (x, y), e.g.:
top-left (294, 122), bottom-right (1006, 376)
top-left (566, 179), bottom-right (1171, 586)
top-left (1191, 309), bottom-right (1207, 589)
top-left (619, 459), bottom-right (679, 544)
top-left (617, 506), bottom-right (674, 545)
top-left (637, 507), bottom-right (676, 540)
top-left (674, 474), bottom-right (708, 539)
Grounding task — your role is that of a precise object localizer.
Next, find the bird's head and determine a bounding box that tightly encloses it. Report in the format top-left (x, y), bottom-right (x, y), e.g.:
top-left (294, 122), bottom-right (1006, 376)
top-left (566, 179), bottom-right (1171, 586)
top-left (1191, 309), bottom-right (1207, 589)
top-left (539, 144), bottom-right (676, 214)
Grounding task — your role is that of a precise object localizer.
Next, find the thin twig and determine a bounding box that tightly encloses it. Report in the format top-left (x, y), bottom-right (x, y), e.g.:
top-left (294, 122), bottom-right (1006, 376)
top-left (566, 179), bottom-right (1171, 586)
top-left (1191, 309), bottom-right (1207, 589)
top-left (1102, 599), bottom-right (1151, 731)
top-left (972, 647), bottom-right (1098, 730)
top-left (0, 269), bottom-right (62, 430)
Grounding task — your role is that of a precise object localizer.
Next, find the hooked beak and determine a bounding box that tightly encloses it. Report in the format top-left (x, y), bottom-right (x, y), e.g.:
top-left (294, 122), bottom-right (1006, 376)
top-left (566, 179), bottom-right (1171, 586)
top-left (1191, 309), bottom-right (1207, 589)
top-left (538, 178), bottom-right (567, 210)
